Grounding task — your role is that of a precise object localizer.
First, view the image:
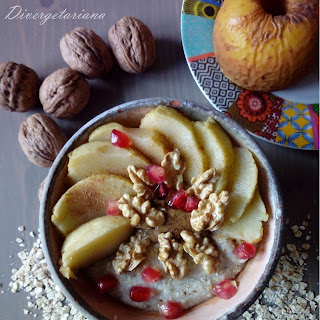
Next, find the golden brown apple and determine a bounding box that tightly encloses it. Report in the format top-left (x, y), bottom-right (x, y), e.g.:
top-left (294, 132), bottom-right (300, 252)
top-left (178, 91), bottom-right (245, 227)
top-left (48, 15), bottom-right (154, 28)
top-left (213, 0), bottom-right (319, 92)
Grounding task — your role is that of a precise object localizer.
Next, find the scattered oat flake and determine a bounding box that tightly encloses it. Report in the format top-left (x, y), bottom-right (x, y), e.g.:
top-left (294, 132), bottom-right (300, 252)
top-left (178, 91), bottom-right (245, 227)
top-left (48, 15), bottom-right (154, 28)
top-left (16, 238), bottom-right (23, 244)
top-left (18, 226), bottom-right (25, 232)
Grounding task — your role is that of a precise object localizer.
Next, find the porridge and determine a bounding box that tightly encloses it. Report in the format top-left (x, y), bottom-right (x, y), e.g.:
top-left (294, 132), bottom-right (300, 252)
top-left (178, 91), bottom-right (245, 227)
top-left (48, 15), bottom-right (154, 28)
top-left (51, 106), bottom-right (269, 318)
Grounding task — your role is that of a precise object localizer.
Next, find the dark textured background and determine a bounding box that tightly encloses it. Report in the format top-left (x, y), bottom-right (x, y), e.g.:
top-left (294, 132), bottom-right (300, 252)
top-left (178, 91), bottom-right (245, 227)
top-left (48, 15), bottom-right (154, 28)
top-left (0, 1), bottom-right (318, 319)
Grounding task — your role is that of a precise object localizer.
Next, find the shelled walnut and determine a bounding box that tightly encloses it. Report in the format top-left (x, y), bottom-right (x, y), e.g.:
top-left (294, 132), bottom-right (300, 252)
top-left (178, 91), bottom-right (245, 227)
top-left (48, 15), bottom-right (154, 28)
top-left (113, 233), bottom-right (151, 274)
top-left (191, 191), bottom-right (229, 232)
top-left (108, 16), bottom-right (156, 73)
top-left (118, 194), bottom-right (165, 228)
top-left (0, 62), bottom-right (40, 112)
top-left (60, 27), bottom-right (113, 79)
top-left (158, 232), bottom-right (187, 280)
top-left (39, 68), bottom-right (90, 119)
top-left (18, 113), bottom-right (67, 167)
top-left (181, 231), bottom-right (219, 274)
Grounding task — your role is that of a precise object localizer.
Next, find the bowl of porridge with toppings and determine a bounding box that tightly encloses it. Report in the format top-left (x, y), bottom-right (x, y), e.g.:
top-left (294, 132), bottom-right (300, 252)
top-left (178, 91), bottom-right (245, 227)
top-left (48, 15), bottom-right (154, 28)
top-left (40, 98), bottom-right (283, 320)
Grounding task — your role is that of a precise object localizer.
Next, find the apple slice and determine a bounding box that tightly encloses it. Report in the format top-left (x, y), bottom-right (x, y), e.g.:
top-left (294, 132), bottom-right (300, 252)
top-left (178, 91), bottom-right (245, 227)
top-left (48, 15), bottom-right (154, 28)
top-left (193, 119), bottom-right (234, 193)
top-left (67, 141), bottom-right (150, 184)
top-left (217, 189), bottom-right (268, 244)
top-left (140, 106), bottom-right (207, 184)
top-left (60, 215), bottom-right (133, 279)
top-left (52, 173), bottom-right (134, 236)
top-left (225, 147), bottom-right (258, 223)
top-left (88, 122), bottom-right (172, 165)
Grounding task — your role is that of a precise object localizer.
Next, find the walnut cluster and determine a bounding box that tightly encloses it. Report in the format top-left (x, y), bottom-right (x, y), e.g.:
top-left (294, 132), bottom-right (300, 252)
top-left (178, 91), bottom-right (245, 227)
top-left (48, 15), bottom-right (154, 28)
top-left (190, 191), bottom-right (229, 232)
top-left (113, 233), bottom-right (151, 274)
top-left (158, 232), bottom-right (187, 280)
top-left (181, 231), bottom-right (219, 274)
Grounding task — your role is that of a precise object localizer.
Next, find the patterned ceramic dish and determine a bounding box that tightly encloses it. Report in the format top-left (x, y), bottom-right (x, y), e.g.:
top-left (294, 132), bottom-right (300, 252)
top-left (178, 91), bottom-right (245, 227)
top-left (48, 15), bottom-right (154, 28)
top-left (181, 0), bottom-right (319, 150)
top-left (40, 98), bottom-right (283, 320)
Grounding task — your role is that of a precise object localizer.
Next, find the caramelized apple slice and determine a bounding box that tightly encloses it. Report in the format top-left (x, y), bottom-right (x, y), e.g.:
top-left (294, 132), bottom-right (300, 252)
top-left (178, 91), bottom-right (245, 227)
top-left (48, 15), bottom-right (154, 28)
top-left (52, 174), bottom-right (134, 236)
top-left (67, 141), bottom-right (150, 184)
top-left (217, 189), bottom-right (268, 243)
top-left (140, 106), bottom-right (207, 184)
top-left (225, 147), bottom-right (258, 223)
top-left (89, 122), bottom-right (172, 165)
top-left (60, 215), bottom-right (133, 279)
top-left (193, 119), bottom-right (234, 193)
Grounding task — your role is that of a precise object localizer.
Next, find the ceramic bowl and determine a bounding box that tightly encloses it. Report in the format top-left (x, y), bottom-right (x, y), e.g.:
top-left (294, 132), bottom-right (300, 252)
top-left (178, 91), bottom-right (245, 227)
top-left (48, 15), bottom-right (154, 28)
top-left (40, 97), bottom-right (283, 320)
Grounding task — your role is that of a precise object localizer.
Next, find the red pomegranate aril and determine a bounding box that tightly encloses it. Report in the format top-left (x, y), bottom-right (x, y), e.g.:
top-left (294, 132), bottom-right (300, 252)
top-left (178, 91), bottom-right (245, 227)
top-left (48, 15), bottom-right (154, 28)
top-left (111, 129), bottom-right (131, 148)
top-left (106, 200), bottom-right (118, 216)
top-left (234, 242), bottom-right (256, 259)
top-left (130, 286), bottom-right (153, 302)
top-left (147, 165), bottom-right (166, 184)
top-left (212, 279), bottom-right (237, 299)
top-left (96, 274), bottom-right (118, 294)
top-left (159, 302), bottom-right (184, 319)
top-left (168, 189), bottom-right (187, 209)
top-left (141, 266), bottom-right (160, 283)
top-left (154, 182), bottom-right (169, 200)
top-left (184, 195), bottom-right (200, 212)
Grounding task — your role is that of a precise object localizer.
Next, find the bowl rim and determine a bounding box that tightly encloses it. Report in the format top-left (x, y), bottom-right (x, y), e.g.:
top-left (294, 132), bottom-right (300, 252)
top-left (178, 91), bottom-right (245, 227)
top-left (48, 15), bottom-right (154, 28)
top-left (39, 97), bottom-right (284, 320)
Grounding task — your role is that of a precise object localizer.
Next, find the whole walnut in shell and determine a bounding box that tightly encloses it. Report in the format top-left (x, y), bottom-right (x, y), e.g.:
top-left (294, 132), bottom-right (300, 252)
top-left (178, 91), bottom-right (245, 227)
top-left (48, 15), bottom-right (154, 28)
top-left (39, 68), bottom-right (90, 119)
top-left (0, 62), bottom-right (40, 112)
top-left (60, 27), bottom-right (113, 79)
top-left (19, 113), bottom-right (67, 167)
top-left (108, 16), bottom-right (156, 73)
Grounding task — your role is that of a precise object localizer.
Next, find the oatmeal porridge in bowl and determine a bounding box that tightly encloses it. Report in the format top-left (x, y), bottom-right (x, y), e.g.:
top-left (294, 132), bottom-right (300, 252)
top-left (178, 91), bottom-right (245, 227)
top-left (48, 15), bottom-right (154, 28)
top-left (40, 98), bottom-right (283, 320)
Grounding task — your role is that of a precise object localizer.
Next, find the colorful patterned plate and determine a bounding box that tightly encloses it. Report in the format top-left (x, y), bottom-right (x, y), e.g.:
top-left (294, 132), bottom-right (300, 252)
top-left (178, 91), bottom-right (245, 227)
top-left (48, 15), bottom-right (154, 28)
top-left (181, 0), bottom-right (319, 150)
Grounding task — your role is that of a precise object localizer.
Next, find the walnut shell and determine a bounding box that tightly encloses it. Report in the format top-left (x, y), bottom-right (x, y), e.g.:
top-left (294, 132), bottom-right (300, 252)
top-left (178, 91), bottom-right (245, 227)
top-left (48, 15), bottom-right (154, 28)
top-left (39, 68), bottom-right (90, 119)
top-left (0, 62), bottom-right (40, 112)
top-left (108, 16), bottom-right (156, 73)
top-left (60, 27), bottom-right (113, 79)
top-left (18, 113), bottom-right (67, 167)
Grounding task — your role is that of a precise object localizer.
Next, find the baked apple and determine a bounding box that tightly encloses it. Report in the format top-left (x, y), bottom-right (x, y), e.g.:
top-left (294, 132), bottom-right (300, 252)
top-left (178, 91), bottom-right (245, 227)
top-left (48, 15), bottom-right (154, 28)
top-left (213, 0), bottom-right (319, 92)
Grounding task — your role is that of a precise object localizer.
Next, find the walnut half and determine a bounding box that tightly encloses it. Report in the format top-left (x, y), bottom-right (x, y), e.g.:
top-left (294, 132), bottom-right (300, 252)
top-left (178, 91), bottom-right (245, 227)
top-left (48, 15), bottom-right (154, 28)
top-left (158, 232), bottom-right (187, 280)
top-left (113, 233), bottom-right (151, 274)
top-left (118, 194), bottom-right (165, 228)
top-left (181, 231), bottom-right (219, 274)
top-left (190, 191), bottom-right (229, 232)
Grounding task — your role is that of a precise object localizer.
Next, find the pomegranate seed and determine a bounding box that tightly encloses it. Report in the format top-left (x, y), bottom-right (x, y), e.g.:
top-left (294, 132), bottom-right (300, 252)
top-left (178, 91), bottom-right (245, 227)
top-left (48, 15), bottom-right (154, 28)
top-left (184, 195), bottom-right (200, 212)
top-left (212, 280), bottom-right (237, 299)
top-left (168, 190), bottom-right (187, 209)
top-left (129, 286), bottom-right (153, 302)
top-left (111, 129), bottom-right (131, 148)
top-left (234, 242), bottom-right (256, 259)
top-left (96, 274), bottom-right (118, 294)
top-left (154, 182), bottom-right (170, 200)
top-left (106, 200), bottom-right (118, 216)
top-left (141, 266), bottom-right (160, 283)
top-left (146, 165), bottom-right (166, 184)
top-left (159, 302), bottom-right (184, 319)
